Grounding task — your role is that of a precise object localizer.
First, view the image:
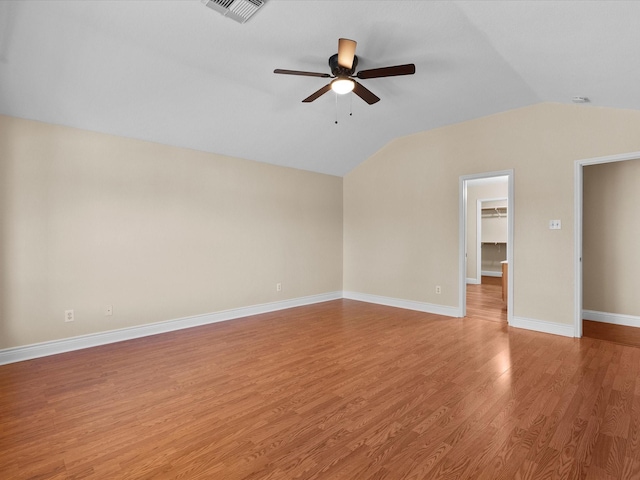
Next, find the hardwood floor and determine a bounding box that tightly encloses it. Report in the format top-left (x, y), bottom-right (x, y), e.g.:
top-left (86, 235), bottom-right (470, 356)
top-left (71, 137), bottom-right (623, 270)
top-left (2, 299), bottom-right (640, 479)
top-left (584, 320), bottom-right (640, 349)
top-left (466, 276), bottom-right (507, 324)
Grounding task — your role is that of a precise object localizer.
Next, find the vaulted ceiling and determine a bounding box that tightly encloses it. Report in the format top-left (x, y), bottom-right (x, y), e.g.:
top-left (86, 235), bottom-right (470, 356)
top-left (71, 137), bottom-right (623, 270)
top-left (1, 1), bottom-right (639, 176)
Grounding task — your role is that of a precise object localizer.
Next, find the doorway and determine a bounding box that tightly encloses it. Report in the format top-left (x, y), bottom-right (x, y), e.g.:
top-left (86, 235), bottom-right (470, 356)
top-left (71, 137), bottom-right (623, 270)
top-left (476, 196), bottom-right (508, 284)
top-left (574, 152), bottom-right (640, 341)
top-left (458, 170), bottom-right (514, 323)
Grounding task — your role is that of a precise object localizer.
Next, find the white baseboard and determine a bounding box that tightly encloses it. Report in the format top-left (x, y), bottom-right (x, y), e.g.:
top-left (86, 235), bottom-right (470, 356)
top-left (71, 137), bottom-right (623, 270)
top-left (583, 310), bottom-right (640, 328)
top-left (343, 291), bottom-right (462, 318)
top-left (510, 316), bottom-right (575, 338)
top-left (2, 290), bottom-right (590, 366)
top-left (0, 292), bottom-right (342, 366)
top-left (466, 278), bottom-right (480, 285)
top-left (481, 270), bottom-right (502, 278)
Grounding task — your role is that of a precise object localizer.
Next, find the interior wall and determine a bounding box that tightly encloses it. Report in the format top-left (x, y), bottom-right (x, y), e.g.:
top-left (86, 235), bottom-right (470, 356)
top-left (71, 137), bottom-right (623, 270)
top-left (466, 181), bottom-right (508, 282)
top-left (0, 115), bottom-right (343, 349)
top-left (344, 103), bottom-right (640, 327)
top-left (481, 243), bottom-right (507, 275)
top-left (583, 159), bottom-right (640, 316)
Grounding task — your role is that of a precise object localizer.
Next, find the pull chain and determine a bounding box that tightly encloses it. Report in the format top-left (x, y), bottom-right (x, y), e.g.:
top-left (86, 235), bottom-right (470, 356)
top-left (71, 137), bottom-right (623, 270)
top-left (334, 93), bottom-right (353, 124)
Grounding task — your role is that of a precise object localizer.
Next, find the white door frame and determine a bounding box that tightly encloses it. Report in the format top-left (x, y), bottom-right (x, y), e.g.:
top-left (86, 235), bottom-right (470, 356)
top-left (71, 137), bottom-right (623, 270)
top-left (573, 151), bottom-right (640, 338)
top-left (459, 170), bottom-right (514, 322)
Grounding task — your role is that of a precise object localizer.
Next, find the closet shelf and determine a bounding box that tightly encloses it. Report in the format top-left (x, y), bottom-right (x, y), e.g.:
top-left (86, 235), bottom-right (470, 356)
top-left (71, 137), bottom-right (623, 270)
top-left (481, 206), bottom-right (507, 218)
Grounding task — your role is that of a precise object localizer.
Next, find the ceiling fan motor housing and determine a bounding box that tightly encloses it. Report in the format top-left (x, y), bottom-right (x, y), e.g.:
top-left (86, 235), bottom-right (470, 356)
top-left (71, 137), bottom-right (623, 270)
top-left (329, 53), bottom-right (358, 77)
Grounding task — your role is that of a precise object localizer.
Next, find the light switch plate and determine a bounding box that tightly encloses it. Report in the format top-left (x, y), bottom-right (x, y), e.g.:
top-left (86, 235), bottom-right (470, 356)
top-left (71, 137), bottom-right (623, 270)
top-left (549, 219), bottom-right (562, 230)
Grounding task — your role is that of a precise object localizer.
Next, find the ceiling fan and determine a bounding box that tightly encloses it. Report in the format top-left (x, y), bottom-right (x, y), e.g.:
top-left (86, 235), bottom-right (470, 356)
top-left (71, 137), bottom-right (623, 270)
top-left (274, 38), bottom-right (416, 105)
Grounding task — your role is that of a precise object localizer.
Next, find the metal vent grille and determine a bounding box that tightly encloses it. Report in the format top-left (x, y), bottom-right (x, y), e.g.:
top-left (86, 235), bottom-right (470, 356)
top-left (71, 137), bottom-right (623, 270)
top-left (202, 0), bottom-right (265, 24)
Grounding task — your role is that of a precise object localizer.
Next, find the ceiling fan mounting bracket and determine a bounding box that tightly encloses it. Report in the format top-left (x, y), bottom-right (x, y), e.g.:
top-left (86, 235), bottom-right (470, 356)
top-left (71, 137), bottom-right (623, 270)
top-left (329, 53), bottom-right (358, 77)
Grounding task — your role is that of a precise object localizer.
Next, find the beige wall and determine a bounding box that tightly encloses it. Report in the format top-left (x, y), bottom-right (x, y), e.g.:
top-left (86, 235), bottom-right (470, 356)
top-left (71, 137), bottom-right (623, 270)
top-left (4, 103), bottom-right (640, 350)
top-left (481, 243), bottom-right (507, 275)
top-left (583, 159), bottom-right (640, 316)
top-left (466, 182), bottom-right (508, 281)
top-left (0, 115), bottom-right (343, 349)
top-left (344, 103), bottom-right (640, 326)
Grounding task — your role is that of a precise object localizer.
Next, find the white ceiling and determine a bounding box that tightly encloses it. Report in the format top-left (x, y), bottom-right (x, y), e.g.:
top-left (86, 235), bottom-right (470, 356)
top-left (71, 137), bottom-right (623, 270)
top-left (1, 1), bottom-right (639, 177)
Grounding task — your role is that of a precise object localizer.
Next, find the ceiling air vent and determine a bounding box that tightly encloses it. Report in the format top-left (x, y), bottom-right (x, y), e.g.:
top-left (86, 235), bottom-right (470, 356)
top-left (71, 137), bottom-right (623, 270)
top-left (202, 0), bottom-right (265, 24)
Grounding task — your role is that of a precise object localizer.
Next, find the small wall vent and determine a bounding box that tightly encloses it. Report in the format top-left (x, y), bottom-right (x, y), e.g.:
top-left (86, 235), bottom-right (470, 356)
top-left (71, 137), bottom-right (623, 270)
top-left (202, 0), bottom-right (265, 24)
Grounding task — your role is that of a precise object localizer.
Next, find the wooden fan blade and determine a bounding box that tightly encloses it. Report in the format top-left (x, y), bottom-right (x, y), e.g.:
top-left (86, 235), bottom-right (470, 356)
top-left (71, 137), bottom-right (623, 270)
top-left (302, 83), bottom-right (332, 103)
top-left (352, 81), bottom-right (380, 105)
top-left (338, 38), bottom-right (357, 69)
top-left (274, 69), bottom-right (331, 78)
top-left (357, 63), bottom-right (416, 79)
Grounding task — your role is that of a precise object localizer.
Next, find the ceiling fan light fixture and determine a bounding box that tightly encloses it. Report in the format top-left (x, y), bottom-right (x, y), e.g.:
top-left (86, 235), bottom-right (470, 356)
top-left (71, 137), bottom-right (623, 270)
top-left (274, 37), bottom-right (415, 105)
top-left (331, 78), bottom-right (355, 95)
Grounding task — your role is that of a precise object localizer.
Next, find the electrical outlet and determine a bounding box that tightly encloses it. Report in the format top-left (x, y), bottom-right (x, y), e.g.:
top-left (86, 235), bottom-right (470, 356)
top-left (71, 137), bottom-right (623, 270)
top-left (276, 283), bottom-right (282, 292)
top-left (65, 309), bottom-right (74, 322)
top-left (549, 219), bottom-right (562, 230)
top-left (105, 305), bottom-right (113, 316)
top-left (435, 285), bottom-right (442, 295)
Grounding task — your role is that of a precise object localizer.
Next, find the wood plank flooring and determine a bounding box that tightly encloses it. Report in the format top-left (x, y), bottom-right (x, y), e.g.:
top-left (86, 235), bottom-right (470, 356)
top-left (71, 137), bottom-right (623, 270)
top-left (2, 298), bottom-right (640, 479)
top-left (466, 276), bottom-right (507, 324)
top-left (584, 320), bottom-right (640, 349)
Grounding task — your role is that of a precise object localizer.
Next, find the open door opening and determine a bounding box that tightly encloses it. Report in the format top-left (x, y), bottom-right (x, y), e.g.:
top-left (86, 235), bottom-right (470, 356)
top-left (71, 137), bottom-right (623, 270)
top-left (459, 171), bottom-right (514, 324)
top-left (575, 153), bottom-right (640, 343)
